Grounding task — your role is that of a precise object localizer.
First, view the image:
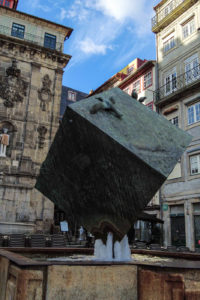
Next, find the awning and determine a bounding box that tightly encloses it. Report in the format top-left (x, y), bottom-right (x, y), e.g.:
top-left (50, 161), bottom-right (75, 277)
top-left (137, 212), bottom-right (164, 224)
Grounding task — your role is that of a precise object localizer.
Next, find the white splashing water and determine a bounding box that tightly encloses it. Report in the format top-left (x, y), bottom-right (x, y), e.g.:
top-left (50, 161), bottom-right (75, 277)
top-left (114, 241), bottom-right (121, 260)
top-left (94, 239), bottom-right (107, 260)
top-left (118, 235), bottom-right (131, 261)
top-left (106, 232), bottom-right (113, 260)
top-left (94, 232), bottom-right (113, 261)
top-left (94, 232), bottom-right (131, 261)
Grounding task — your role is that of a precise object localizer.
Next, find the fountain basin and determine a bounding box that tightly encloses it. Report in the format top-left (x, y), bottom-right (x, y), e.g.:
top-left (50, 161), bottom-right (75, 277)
top-left (1, 248), bottom-right (200, 299)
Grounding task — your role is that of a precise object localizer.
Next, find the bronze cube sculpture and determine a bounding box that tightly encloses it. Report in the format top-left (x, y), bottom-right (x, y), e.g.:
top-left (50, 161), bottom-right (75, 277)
top-left (36, 88), bottom-right (191, 241)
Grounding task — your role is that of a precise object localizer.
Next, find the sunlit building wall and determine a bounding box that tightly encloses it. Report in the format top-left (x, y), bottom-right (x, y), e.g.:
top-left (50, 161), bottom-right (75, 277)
top-left (152, 0), bottom-right (200, 250)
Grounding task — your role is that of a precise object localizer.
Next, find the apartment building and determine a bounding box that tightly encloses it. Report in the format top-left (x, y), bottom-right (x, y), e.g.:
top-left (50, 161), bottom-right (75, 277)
top-left (118, 59), bottom-right (157, 111)
top-left (152, 0), bottom-right (200, 250)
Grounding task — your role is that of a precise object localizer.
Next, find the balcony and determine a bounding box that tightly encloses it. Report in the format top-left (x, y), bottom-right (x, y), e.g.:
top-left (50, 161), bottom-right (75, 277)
top-left (152, 0), bottom-right (198, 33)
top-left (0, 24), bottom-right (63, 51)
top-left (154, 64), bottom-right (200, 105)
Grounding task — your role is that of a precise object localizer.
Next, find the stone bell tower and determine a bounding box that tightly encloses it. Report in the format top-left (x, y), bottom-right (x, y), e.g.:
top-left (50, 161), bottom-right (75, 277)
top-left (0, 3), bottom-right (73, 233)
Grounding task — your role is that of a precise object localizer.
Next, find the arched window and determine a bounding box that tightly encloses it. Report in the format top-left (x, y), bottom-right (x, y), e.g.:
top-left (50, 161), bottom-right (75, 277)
top-left (0, 121), bottom-right (15, 157)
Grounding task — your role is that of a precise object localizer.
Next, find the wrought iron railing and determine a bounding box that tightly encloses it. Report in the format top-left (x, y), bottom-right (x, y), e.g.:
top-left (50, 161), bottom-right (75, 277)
top-left (0, 25), bottom-right (63, 51)
top-left (152, 0), bottom-right (186, 28)
top-left (154, 64), bottom-right (200, 103)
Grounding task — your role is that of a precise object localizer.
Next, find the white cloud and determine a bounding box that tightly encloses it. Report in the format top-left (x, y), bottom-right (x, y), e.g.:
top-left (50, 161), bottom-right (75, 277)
top-left (61, 0), bottom-right (149, 23)
top-left (59, 0), bottom-right (90, 21)
top-left (60, 8), bottom-right (67, 21)
top-left (79, 38), bottom-right (111, 55)
top-left (86, 0), bottom-right (146, 22)
top-left (38, 5), bottom-right (51, 12)
top-left (52, 0), bottom-right (157, 65)
top-left (24, 0), bottom-right (51, 13)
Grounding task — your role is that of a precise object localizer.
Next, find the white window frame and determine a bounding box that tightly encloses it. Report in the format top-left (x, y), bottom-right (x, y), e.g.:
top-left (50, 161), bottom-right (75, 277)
top-left (132, 79), bottom-right (140, 94)
top-left (163, 36), bottom-right (175, 53)
top-left (68, 91), bottom-right (76, 102)
top-left (164, 68), bottom-right (177, 95)
top-left (187, 102), bottom-right (200, 125)
top-left (190, 154), bottom-right (200, 175)
top-left (185, 54), bottom-right (200, 84)
top-left (144, 71), bottom-right (152, 89)
top-left (182, 18), bottom-right (195, 39)
top-left (164, 1), bottom-right (173, 17)
top-left (163, 32), bottom-right (175, 53)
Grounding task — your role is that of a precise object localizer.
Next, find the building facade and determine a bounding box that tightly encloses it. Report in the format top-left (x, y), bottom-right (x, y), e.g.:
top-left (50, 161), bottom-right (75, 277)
top-left (152, 0), bottom-right (200, 250)
top-left (0, 4), bottom-right (72, 233)
top-left (60, 86), bottom-right (87, 119)
top-left (118, 59), bottom-right (157, 112)
top-left (0, 0), bottom-right (18, 9)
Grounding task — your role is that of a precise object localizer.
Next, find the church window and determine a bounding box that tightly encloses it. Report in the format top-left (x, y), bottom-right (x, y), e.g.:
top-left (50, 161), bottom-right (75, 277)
top-left (11, 23), bottom-right (25, 39)
top-left (44, 33), bottom-right (56, 50)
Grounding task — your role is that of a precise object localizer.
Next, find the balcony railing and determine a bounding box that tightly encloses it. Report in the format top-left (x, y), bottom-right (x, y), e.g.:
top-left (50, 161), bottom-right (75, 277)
top-left (152, 0), bottom-right (186, 29)
top-left (154, 64), bottom-right (200, 103)
top-left (0, 25), bottom-right (63, 51)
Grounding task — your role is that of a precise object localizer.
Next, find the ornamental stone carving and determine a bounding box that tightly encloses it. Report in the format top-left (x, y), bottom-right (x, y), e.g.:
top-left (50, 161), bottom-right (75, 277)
top-left (37, 126), bottom-right (47, 149)
top-left (0, 60), bottom-right (28, 108)
top-left (38, 75), bottom-right (53, 111)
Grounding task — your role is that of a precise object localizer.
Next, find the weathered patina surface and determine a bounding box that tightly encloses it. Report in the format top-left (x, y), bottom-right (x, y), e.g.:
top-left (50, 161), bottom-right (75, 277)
top-left (3, 263), bottom-right (43, 300)
top-left (36, 87), bottom-right (191, 241)
top-left (138, 268), bottom-right (200, 300)
top-left (2, 249), bottom-right (200, 299)
top-left (0, 257), bottom-right (9, 300)
top-left (46, 265), bottom-right (137, 300)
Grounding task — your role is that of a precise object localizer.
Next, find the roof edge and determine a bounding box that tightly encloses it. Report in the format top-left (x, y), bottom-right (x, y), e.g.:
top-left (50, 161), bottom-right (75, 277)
top-left (118, 60), bottom-right (156, 88)
top-left (88, 73), bottom-right (120, 97)
top-left (0, 6), bottom-right (73, 39)
top-left (153, 0), bottom-right (168, 11)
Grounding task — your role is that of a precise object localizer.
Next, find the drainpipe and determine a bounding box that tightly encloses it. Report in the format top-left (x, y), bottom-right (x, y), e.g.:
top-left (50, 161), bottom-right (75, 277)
top-left (155, 32), bottom-right (163, 244)
top-left (159, 190), bottom-right (164, 246)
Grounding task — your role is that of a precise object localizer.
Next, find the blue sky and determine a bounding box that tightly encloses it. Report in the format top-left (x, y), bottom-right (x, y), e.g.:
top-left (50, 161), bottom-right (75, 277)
top-left (18, 0), bottom-right (159, 94)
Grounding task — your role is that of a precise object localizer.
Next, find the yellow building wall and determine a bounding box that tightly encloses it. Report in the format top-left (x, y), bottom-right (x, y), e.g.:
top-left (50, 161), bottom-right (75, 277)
top-left (119, 58), bottom-right (139, 75)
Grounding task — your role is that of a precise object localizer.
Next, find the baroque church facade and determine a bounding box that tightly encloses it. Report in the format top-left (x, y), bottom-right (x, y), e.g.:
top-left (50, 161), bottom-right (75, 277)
top-left (0, 2), bottom-right (72, 233)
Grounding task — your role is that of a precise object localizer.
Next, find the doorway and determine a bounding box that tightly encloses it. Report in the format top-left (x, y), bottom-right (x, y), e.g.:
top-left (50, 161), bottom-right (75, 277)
top-left (171, 216), bottom-right (186, 246)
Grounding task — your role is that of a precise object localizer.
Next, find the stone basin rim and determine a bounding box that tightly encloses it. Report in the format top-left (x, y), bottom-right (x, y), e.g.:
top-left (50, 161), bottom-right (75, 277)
top-left (1, 248), bottom-right (200, 269)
